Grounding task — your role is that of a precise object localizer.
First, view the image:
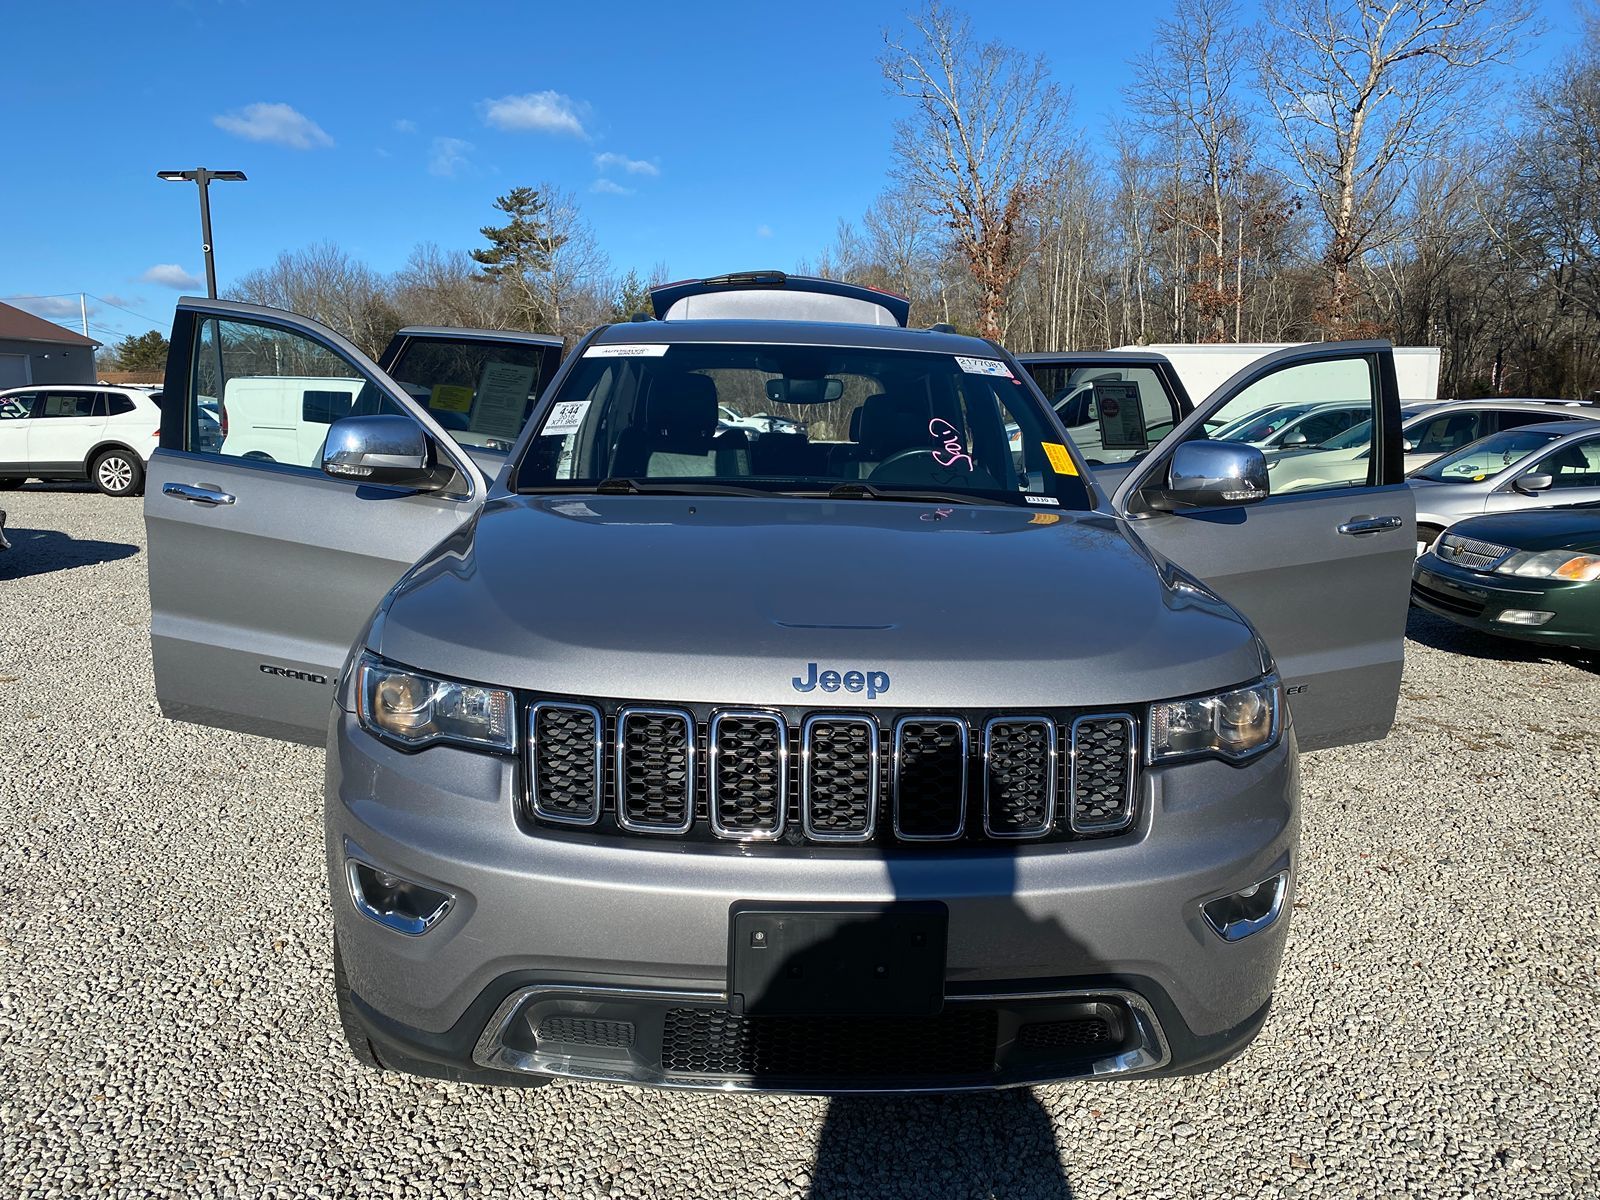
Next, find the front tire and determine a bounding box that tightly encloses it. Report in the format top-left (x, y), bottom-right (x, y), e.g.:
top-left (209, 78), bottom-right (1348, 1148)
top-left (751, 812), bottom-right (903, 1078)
top-left (91, 449), bottom-right (143, 497)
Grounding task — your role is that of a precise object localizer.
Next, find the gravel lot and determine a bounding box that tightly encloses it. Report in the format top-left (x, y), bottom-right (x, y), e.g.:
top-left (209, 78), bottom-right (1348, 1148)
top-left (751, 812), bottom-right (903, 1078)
top-left (1, 485), bottom-right (1597, 1200)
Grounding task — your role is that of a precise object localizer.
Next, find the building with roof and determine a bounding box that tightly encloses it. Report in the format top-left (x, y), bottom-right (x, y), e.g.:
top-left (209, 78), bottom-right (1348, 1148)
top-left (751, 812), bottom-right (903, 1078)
top-left (0, 300), bottom-right (99, 388)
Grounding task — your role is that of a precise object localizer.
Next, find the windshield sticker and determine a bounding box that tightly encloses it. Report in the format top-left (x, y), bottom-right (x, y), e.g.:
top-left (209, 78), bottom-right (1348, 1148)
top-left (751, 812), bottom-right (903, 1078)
top-left (543, 399), bottom-right (591, 436)
top-left (1029, 512), bottom-right (1061, 525)
top-left (1093, 381), bottom-right (1148, 450)
top-left (585, 343), bottom-right (670, 358)
top-left (428, 384), bottom-right (473, 414)
top-left (1041, 442), bottom-right (1078, 477)
top-left (472, 361), bottom-right (537, 440)
top-left (928, 418), bottom-right (975, 471)
top-left (1024, 494), bottom-right (1060, 506)
top-left (954, 356), bottom-right (1014, 378)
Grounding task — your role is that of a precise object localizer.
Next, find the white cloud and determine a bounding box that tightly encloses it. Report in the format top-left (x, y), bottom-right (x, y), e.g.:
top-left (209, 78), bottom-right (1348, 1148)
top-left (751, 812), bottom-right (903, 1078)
top-left (141, 264), bottom-right (203, 289)
top-left (594, 152), bottom-right (659, 177)
top-left (213, 102), bottom-right (334, 149)
top-left (428, 137), bottom-right (474, 177)
top-left (99, 293), bottom-right (142, 309)
top-left (756, 224), bottom-right (774, 238)
top-left (480, 90), bottom-right (588, 137)
top-left (590, 178), bottom-right (633, 195)
top-left (393, 118), bottom-right (418, 134)
top-left (15, 296), bottom-right (86, 319)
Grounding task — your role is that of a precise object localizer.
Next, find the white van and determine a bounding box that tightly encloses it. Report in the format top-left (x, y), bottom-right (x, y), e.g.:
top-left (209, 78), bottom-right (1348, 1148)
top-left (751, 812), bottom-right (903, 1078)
top-left (219, 376), bottom-right (364, 467)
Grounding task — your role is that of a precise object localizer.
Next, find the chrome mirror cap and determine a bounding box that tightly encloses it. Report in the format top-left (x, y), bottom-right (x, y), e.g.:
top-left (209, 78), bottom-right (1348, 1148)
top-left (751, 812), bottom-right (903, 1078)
top-left (1514, 472), bottom-right (1554, 495)
top-left (1156, 440), bottom-right (1270, 510)
top-left (322, 414), bottom-right (447, 490)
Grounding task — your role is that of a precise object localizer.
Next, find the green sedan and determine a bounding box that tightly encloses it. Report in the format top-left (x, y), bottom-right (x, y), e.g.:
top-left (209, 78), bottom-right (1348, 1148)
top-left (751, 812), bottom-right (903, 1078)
top-left (1412, 502), bottom-right (1600, 650)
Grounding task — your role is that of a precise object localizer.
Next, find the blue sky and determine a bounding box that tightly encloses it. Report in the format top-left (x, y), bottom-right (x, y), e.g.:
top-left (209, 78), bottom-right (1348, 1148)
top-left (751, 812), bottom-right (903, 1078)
top-left (1, 0), bottom-right (1585, 347)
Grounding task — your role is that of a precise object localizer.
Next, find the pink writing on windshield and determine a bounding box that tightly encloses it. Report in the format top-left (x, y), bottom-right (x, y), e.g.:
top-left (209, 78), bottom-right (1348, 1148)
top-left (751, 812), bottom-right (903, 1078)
top-left (928, 418), bottom-right (974, 471)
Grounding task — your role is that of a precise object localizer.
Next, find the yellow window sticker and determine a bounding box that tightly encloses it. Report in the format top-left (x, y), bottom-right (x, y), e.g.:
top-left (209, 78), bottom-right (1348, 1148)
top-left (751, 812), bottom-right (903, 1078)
top-left (429, 384), bottom-right (474, 414)
top-left (1042, 442), bottom-right (1077, 476)
top-left (1472, 473), bottom-right (1488, 482)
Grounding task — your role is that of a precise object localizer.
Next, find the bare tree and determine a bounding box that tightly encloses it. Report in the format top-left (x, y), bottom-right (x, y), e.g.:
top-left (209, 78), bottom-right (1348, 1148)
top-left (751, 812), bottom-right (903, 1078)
top-left (881, 3), bottom-right (1068, 338)
top-left (392, 243), bottom-right (508, 329)
top-left (231, 242), bottom-right (398, 357)
top-left (1256, 0), bottom-right (1530, 334)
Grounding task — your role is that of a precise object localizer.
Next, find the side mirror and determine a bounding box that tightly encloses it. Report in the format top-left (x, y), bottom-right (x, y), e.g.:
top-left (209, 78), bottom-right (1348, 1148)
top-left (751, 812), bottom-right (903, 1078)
top-left (1514, 473), bottom-right (1554, 495)
top-left (1281, 430), bottom-right (1309, 447)
top-left (1402, 438), bottom-right (1416, 453)
top-left (321, 415), bottom-right (450, 490)
top-left (1148, 439), bottom-right (1270, 511)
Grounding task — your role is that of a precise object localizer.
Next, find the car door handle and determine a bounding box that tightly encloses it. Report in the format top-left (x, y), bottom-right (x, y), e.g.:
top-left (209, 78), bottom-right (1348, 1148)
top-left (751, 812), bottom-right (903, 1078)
top-left (163, 482), bottom-right (235, 506)
top-left (1337, 515), bottom-right (1403, 536)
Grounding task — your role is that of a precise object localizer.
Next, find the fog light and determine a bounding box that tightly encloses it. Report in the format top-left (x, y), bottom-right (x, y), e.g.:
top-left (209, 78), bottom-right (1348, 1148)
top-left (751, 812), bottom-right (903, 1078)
top-left (1494, 609), bottom-right (1555, 627)
top-left (346, 860), bottom-right (453, 936)
top-left (1202, 871), bottom-right (1288, 942)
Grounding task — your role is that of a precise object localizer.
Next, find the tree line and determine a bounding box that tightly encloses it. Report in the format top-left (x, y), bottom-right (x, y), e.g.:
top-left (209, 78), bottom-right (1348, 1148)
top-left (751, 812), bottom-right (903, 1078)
top-left (105, 0), bottom-right (1599, 400)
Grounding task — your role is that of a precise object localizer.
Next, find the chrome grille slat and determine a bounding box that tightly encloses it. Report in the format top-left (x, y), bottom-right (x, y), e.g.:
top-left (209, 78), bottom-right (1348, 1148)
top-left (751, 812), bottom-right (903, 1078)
top-left (893, 717), bottom-right (968, 841)
top-left (1436, 533), bottom-right (1515, 572)
top-left (801, 716), bottom-right (879, 841)
top-left (709, 711), bottom-right (788, 841)
top-left (616, 707), bottom-right (696, 834)
top-left (528, 702), bottom-right (603, 826)
top-left (1069, 714), bottom-right (1137, 834)
top-left (983, 717), bottom-right (1057, 838)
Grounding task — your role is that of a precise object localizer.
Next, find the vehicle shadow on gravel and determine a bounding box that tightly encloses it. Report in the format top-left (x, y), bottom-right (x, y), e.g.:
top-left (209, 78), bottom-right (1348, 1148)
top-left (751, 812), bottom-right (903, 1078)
top-left (807, 1089), bottom-right (1073, 1198)
top-left (1405, 606), bottom-right (1598, 675)
top-left (0, 524), bottom-right (140, 580)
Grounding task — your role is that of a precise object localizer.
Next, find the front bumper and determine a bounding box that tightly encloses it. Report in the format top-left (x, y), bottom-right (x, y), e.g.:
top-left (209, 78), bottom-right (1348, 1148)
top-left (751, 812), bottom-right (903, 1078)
top-left (1412, 554), bottom-right (1600, 650)
top-left (327, 711), bottom-right (1299, 1090)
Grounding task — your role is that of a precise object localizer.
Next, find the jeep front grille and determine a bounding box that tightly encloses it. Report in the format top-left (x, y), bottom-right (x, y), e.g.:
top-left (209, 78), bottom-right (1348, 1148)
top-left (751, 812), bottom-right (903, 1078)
top-left (524, 702), bottom-right (1140, 847)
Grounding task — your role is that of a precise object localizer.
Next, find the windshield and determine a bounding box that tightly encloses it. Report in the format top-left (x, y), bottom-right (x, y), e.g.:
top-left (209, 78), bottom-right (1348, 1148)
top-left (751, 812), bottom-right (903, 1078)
top-left (514, 342), bottom-right (1093, 509)
top-left (1412, 428), bottom-right (1568, 482)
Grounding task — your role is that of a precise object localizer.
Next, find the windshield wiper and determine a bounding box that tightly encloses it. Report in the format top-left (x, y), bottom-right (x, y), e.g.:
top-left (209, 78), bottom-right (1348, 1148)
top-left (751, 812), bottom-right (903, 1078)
top-left (592, 477), bottom-right (775, 497)
top-left (823, 481), bottom-right (1013, 507)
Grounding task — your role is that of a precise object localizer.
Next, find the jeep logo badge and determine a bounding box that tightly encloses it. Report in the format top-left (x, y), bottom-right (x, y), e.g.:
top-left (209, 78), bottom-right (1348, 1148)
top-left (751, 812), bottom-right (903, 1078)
top-left (792, 662), bottom-right (890, 699)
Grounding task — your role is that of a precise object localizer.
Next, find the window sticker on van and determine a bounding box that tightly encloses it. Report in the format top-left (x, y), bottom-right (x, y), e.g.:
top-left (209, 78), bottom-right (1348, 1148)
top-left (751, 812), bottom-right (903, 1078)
top-left (429, 384), bottom-right (473, 414)
top-left (1094, 381), bottom-right (1149, 450)
top-left (954, 356), bottom-right (1014, 378)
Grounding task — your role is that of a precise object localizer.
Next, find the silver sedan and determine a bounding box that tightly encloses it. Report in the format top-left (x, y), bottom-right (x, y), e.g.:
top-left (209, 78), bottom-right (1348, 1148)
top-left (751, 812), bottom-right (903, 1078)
top-left (1410, 420), bottom-right (1600, 552)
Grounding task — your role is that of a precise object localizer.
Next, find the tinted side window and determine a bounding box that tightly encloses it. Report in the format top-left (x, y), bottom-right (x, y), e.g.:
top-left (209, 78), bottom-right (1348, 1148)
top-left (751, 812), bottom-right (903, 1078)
top-left (105, 395), bottom-right (136, 416)
top-left (39, 392), bottom-right (96, 418)
top-left (1025, 364), bottom-right (1179, 466)
top-left (1, 393), bottom-right (39, 418)
top-left (1542, 437), bottom-right (1600, 489)
top-left (1495, 409), bottom-right (1570, 432)
top-left (193, 317), bottom-right (401, 469)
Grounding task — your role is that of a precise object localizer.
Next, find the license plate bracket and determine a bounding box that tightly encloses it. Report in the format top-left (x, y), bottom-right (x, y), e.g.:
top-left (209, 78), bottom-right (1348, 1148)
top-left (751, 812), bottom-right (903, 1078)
top-left (728, 902), bottom-right (948, 1016)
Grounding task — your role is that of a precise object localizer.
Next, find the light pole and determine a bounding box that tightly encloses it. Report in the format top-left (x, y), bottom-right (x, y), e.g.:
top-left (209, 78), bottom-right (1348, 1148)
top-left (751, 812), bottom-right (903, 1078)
top-left (156, 168), bottom-right (247, 298)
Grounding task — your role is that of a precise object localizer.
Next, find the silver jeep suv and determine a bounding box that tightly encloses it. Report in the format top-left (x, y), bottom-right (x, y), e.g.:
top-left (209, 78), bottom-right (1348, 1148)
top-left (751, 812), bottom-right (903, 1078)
top-left (145, 276), bottom-right (1415, 1091)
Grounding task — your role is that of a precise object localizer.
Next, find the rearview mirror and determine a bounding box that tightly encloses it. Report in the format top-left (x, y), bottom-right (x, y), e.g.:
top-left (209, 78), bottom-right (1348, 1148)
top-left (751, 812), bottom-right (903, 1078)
top-left (1148, 440), bottom-right (1270, 511)
top-left (1514, 473), bottom-right (1554, 495)
top-left (321, 415), bottom-right (451, 490)
top-left (765, 378), bottom-right (844, 404)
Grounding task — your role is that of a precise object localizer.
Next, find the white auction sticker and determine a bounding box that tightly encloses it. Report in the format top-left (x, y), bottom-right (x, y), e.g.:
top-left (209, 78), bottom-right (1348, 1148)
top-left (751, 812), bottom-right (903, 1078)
top-left (1024, 494), bottom-right (1061, 506)
top-left (542, 400), bottom-right (591, 434)
top-left (585, 343), bottom-right (670, 358)
top-left (954, 356), bottom-right (1014, 378)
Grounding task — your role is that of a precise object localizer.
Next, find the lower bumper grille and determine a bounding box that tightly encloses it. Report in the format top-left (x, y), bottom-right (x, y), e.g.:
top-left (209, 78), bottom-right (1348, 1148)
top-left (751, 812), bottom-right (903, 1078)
top-left (661, 1007), bottom-right (999, 1079)
top-left (1413, 580), bottom-right (1486, 618)
top-left (525, 699), bottom-right (1141, 847)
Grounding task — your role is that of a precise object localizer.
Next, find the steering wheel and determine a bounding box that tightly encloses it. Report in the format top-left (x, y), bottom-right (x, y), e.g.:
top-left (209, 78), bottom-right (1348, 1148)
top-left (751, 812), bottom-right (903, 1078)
top-left (867, 447), bottom-right (1001, 490)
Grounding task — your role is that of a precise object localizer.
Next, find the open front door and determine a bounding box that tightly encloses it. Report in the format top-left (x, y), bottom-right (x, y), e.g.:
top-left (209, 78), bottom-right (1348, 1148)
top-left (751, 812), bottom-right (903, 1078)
top-left (1112, 342), bottom-right (1415, 751)
top-left (144, 298), bottom-right (488, 745)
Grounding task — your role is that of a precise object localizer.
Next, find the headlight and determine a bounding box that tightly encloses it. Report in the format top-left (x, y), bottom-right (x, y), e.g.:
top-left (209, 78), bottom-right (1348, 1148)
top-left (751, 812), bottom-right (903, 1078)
top-left (1149, 676), bottom-right (1280, 763)
top-left (356, 652), bottom-right (515, 752)
top-left (1493, 550), bottom-right (1600, 581)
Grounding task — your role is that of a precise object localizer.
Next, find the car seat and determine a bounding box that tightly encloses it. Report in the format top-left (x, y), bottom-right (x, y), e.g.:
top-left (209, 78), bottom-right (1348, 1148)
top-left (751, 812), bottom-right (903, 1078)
top-left (611, 374), bottom-right (749, 477)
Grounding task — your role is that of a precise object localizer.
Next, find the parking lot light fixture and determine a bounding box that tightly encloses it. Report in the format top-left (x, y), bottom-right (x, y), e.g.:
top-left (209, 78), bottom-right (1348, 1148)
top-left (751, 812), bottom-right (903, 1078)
top-left (156, 168), bottom-right (248, 299)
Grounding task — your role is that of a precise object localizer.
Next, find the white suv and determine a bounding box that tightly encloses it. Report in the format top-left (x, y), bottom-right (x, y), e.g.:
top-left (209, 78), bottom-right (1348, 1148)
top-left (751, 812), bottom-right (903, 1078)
top-left (0, 385), bottom-right (162, 496)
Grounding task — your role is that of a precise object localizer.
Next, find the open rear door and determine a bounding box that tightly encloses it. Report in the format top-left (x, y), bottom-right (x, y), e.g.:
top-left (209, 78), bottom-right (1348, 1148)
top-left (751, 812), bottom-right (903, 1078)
top-left (145, 298), bottom-right (488, 745)
top-left (1112, 342), bottom-right (1415, 751)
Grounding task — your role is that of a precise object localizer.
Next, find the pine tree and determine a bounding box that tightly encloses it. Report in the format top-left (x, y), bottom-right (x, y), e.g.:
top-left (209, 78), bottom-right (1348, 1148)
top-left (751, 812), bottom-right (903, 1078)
top-left (470, 187), bottom-right (567, 329)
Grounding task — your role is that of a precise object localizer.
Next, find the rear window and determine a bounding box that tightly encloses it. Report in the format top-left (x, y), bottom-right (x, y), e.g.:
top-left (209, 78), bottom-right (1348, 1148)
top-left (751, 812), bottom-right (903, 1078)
top-left (515, 342), bottom-right (1093, 510)
top-left (383, 337), bottom-right (560, 455)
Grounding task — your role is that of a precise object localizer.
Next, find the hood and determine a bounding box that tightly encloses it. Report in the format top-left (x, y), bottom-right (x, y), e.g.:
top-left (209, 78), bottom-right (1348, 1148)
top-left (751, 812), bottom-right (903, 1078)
top-left (1450, 502), bottom-right (1600, 554)
top-left (373, 495), bottom-right (1264, 709)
